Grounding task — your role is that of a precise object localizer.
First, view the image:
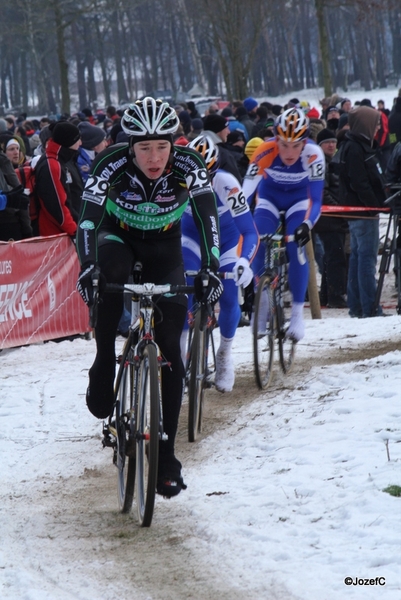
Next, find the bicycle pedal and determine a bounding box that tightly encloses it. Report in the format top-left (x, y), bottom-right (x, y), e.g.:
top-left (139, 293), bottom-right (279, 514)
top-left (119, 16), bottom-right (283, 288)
top-left (102, 422), bottom-right (117, 449)
top-left (102, 434), bottom-right (116, 449)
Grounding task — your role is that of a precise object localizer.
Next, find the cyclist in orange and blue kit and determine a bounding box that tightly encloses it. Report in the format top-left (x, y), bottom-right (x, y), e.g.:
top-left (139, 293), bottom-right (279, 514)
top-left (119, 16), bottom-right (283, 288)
top-left (243, 108), bottom-right (325, 341)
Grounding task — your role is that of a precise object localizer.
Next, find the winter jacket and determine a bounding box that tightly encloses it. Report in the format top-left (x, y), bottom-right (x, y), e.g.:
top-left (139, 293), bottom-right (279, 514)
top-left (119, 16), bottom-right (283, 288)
top-left (389, 101), bottom-right (401, 149)
top-left (385, 142), bottom-right (401, 184)
top-left (0, 152), bottom-right (32, 239)
top-left (76, 147), bottom-right (95, 184)
top-left (35, 139), bottom-right (79, 237)
top-left (339, 132), bottom-right (386, 214)
top-left (315, 154), bottom-right (348, 234)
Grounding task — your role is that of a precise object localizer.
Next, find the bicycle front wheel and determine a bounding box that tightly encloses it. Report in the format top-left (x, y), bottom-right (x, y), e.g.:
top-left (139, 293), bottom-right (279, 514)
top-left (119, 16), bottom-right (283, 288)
top-left (276, 287), bottom-right (295, 374)
top-left (253, 275), bottom-right (275, 390)
top-left (115, 345), bottom-right (136, 514)
top-left (135, 343), bottom-right (160, 527)
top-left (187, 310), bottom-right (207, 442)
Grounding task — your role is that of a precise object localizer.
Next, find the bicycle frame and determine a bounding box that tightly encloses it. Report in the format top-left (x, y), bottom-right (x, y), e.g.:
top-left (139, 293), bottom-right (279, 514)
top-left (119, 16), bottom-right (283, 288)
top-left (373, 188), bottom-right (401, 315)
top-left (253, 224), bottom-right (297, 389)
top-left (101, 268), bottom-right (194, 525)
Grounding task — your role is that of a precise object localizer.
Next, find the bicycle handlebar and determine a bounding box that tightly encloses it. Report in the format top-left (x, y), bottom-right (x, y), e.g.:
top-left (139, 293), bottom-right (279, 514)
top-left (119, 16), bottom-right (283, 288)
top-left (260, 232), bottom-right (306, 266)
top-left (106, 282), bottom-right (195, 295)
top-left (184, 270), bottom-right (236, 280)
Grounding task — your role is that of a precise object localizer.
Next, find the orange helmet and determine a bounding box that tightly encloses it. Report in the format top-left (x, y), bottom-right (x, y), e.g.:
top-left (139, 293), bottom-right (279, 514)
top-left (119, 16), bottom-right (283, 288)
top-left (274, 107), bottom-right (309, 142)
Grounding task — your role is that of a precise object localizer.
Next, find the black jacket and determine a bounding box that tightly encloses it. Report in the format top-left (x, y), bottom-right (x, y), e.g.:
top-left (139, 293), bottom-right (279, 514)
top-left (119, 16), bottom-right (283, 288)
top-left (338, 132), bottom-right (386, 215)
top-left (386, 142), bottom-right (401, 184)
top-left (315, 154), bottom-right (348, 233)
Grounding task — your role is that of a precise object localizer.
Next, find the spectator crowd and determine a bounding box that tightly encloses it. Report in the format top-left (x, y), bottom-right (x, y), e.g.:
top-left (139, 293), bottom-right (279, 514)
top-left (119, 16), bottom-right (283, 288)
top-left (1, 88), bottom-right (401, 322)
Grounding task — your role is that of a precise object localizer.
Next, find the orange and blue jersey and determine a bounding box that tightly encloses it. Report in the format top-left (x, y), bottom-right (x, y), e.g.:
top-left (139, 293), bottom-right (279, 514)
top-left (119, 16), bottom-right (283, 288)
top-left (242, 138), bottom-right (325, 303)
top-left (243, 138), bottom-right (325, 228)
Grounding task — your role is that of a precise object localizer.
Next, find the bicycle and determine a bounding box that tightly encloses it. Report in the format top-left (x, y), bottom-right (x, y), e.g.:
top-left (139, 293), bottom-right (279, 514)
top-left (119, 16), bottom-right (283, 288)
top-left (252, 221), bottom-right (305, 390)
top-left (373, 186), bottom-right (401, 315)
top-left (184, 271), bottom-right (240, 443)
top-left (91, 262), bottom-right (193, 527)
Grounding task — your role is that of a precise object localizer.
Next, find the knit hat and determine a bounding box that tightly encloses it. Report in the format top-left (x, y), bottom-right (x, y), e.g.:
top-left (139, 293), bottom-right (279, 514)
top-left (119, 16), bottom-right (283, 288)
top-left (51, 121), bottom-right (81, 148)
top-left (78, 121), bottom-right (106, 149)
top-left (317, 128), bottom-right (337, 146)
top-left (116, 131), bottom-right (129, 144)
top-left (235, 106), bottom-right (248, 118)
top-left (338, 113), bottom-right (349, 130)
top-left (227, 130), bottom-right (246, 144)
top-left (221, 107), bottom-right (233, 118)
top-left (191, 118), bottom-right (204, 132)
top-left (39, 125), bottom-right (53, 147)
top-left (306, 107), bottom-right (320, 119)
top-left (6, 137), bottom-right (20, 150)
top-left (326, 106), bottom-right (340, 117)
top-left (244, 137), bottom-right (264, 160)
top-left (243, 97), bottom-right (258, 112)
top-left (0, 118), bottom-right (7, 133)
top-left (203, 114), bottom-right (229, 134)
top-left (271, 104), bottom-right (283, 116)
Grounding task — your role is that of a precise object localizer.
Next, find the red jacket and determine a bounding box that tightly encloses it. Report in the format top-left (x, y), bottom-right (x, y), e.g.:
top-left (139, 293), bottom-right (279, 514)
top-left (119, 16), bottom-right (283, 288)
top-left (35, 139), bottom-right (78, 237)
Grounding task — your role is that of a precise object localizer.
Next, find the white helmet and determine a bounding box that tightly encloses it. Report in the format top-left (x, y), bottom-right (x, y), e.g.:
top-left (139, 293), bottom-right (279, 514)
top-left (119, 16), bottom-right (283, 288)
top-left (274, 107), bottom-right (309, 142)
top-left (121, 97), bottom-right (179, 139)
top-left (187, 135), bottom-right (220, 175)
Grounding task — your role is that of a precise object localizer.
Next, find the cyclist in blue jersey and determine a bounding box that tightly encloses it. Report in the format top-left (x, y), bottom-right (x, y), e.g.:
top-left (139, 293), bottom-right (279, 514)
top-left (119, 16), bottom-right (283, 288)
top-left (242, 108), bottom-right (325, 341)
top-left (75, 98), bottom-right (223, 497)
top-left (182, 135), bottom-right (259, 392)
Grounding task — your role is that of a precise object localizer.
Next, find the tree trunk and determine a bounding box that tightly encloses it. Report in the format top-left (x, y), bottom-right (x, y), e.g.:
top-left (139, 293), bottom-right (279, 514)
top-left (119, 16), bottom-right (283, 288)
top-left (71, 21), bottom-right (87, 111)
top-left (110, 8), bottom-right (128, 103)
top-left (93, 15), bottom-right (112, 106)
top-left (50, 0), bottom-right (70, 114)
top-left (176, 0), bottom-right (208, 93)
top-left (315, 0), bottom-right (332, 97)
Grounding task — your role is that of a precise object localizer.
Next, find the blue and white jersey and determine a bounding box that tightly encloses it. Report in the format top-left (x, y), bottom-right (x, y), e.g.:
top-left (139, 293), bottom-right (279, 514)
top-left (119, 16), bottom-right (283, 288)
top-left (183, 168), bottom-right (258, 264)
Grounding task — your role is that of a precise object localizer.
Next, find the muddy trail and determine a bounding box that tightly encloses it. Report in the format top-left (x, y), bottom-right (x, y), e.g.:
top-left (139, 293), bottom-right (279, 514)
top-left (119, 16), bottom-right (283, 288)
top-left (5, 334), bottom-right (399, 600)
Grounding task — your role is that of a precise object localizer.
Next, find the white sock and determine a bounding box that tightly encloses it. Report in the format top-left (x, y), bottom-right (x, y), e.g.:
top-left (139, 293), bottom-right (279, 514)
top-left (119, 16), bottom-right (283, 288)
top-left (218, 335), bottom-right (233, 356)
top-left (288, 302), bottom-right (305, 341)
top-left (216, 336), bottom-right (235, 392)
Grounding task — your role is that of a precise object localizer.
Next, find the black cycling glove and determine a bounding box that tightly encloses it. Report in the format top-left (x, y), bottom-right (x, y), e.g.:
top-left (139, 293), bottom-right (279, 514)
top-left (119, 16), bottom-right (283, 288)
top-left (294, 222), bottom-right (310, 247)
top-left (194, 269), bottom-right (223, 306)
top-left (76, 264), bottom-right (105, 306)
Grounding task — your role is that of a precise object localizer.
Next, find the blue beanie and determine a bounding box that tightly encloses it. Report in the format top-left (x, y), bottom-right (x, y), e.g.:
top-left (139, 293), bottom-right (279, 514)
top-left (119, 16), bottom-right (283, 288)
top-left (243, 97), bottom-right (258, 112)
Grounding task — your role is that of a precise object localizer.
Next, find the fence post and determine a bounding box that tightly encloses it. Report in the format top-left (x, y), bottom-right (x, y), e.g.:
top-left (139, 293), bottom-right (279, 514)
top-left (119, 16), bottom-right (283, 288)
top-left (306, 238), bottom-right (321, 319)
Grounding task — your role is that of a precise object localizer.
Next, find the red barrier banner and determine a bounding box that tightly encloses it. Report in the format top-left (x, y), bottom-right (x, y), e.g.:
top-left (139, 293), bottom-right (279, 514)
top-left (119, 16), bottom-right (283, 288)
top-left (322, 205), bottom-right (390, 213)
top-left (0, 234), bottom-right (90, 349)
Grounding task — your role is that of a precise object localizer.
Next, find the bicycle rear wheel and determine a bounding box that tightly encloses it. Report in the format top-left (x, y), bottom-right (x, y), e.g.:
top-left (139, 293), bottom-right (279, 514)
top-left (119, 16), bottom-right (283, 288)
top-left (187, 310), bottom-right (207, 442)
top-left (253, 275), bottom-right (275, 390)
top-left (115, 344), bottom-right (136, 514)
top-left (135, 343), bottom-right (160, 527)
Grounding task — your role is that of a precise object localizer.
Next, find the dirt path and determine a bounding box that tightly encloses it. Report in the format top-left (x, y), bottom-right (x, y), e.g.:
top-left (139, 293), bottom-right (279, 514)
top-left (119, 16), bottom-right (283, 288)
top-left (4, 335), bottom-right (400, 600)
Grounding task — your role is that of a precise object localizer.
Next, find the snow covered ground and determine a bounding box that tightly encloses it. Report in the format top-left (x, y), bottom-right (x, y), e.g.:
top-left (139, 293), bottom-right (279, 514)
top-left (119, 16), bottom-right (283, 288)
top-left (1, 85), bottom-right (401, 599)
top-left (1, 307), bottom-right (401, 599)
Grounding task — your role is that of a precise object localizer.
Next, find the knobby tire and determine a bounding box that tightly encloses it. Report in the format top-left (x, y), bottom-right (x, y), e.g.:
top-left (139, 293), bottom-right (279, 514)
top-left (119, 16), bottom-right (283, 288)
top-left (253, 274), bottom-right (275, 390)
top-left (135, 343), bottom-right (160, 527)
top-left (276, 266), bottom-right (295, 374)
top-left (187, 310), bottom-right (207, 442)
top-left (115, 339), bottom-right (136, 514)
